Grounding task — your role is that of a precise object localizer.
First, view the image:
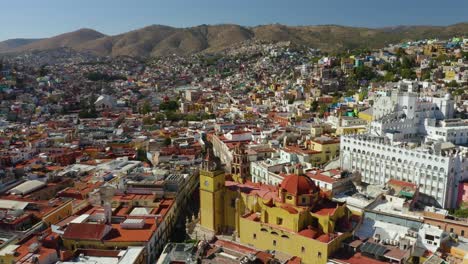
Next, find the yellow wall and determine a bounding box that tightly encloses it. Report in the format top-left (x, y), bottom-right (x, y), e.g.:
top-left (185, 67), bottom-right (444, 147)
top-left (43, 201), bottom-right (73, 226)
top-left (445, 70), bottom-right (456, 81)
top-left (335, 126), bottom-right (367, 135)
top-left (449, 245), bottom-right (468, 261)
top-left (0, 253), bottom-right (15, 264)
top-left (223, 189), bottom-right (239, 231)
top-left (63, 239), bottom-right (145, 251)
top-left (199, 165), bottom-right (355, 263)
top-left (111, 196), bottom-right (158, 208)
top-left (308, 141), bottom-right (340, 165)
top-left (199, 169), bottom-right (225, 233)
top-left (309, 142), bottom-right (339, 155)
top-left (358, 112), bottom-right (373, 122)
top-left (239, 217), bottom-right (350, 264)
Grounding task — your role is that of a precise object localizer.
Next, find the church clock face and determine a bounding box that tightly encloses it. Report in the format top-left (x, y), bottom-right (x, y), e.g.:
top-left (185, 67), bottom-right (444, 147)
top-left (204, 180), bottom-right (209, 187)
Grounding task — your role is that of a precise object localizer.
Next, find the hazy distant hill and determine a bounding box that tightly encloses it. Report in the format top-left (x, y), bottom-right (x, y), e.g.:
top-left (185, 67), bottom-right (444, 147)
top-left (12, 28), bottom-right (106, 52)
top-left (1, 23), bottom-right (467, 57)
top-left (0, 38), bottom-right (42, 53)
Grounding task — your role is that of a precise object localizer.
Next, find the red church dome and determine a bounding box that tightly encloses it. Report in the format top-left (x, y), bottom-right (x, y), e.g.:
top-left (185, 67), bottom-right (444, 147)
top-left (280, 174), bottom-right (318, 195)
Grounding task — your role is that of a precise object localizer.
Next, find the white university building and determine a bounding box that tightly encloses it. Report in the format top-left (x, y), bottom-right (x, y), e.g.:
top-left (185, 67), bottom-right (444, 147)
top-left (341, 87), bottom-right (468, 209)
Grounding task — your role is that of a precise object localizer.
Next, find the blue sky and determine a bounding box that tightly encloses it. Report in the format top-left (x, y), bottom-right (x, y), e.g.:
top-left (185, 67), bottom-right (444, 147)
top-left (1, 0), bottom-right (467, 41)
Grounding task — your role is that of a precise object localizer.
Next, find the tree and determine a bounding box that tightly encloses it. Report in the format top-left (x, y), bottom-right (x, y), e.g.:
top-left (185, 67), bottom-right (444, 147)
top-left (345, 89), bottom-right (357, 97)
top-left (421, 71), bottom-right (431, 81)
top-left (454, 208), bottom-right (468, 218)
top-left (381, 62), bottom-right (393, 72)
top-left (358, 90), bottom-right (368, 101)
top-left (85, 72), bottom-right (126, 82)
top-left (39, 65), bottom-right (49, 77)
top-left (384, 72), bottom-right (396, 82)
top-left (447, 80), bottom-right (459, 88)
top-left (400, 69), bottom-right (416, 80)
top-left (395, 48), bottom-right (406, 57)
top-left (401, 56), bottom-right (415, 69)
top-left (140, 101), bottom-right (152, 115)
top-left (163, 137), bottom-right (172, 146)
top-left (436, 54), bottom-right (449, 63)
top-left (453, 88), bottom-right (465, 96)
top-left (136, 148), bottom-right (148, 162)
top-left (159, 100), bottom-right (179, 111)
top-left (463, 51), bottom-right (468, 60)
top-left (154, 113), bottom-right (166, 122)
top-left (317, 103), bottom-right (328, 118)
top-left (310, 100), bottom-right (319, 112)
top-left (354, 66), bottom-right (376, 81)
top-left (78, 95), bottom-right (98, 118)
top-left (142, 116), bottom-right (154, 125)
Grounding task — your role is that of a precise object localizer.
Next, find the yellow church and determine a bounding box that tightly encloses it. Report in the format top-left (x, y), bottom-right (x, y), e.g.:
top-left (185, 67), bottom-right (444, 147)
top-left (199, 146), bottom-right (357, 264)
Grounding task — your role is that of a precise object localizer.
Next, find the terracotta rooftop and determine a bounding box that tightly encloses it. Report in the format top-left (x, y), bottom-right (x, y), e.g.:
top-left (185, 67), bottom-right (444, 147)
top-left (62, 223), bottom-right (109, 241)
top-left (331, 251), bottom-right (388, 264)
top-left (307, 172), bottom-right (337, 184)
top-left (104, 218), bottom-right (157, 242)
top-left (388, 179), bottom-right (417, 190)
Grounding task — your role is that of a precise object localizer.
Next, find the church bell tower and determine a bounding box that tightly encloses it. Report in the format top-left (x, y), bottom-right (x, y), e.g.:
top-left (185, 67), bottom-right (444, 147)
top-left (231, 144), bottom-right (250, 183)
top-left (199, 150), bottom-right (225, 233)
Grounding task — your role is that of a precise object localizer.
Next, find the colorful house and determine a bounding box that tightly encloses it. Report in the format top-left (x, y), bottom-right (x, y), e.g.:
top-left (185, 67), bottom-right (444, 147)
top-left (199, 153), bottom-right (357, 264)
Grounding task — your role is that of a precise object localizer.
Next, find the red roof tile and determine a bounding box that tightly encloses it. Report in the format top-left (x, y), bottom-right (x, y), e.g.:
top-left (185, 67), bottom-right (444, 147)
top-left (388, 179), bottom-right (417, 189)
top-left (63, 223), bottom-right (109, 241)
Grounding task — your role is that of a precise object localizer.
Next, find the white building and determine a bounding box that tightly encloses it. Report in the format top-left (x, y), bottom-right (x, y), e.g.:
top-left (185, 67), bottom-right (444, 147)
top-left (341, 90), bottom-right (468, 209)
top-left (417, 224), bottom-right (449, 253)
top-left (340, 135), bottom-right (467, 208)
top-left (250, 158), bottom-right (289, 186)
top-left (95, 94), bottom-right (116, 111)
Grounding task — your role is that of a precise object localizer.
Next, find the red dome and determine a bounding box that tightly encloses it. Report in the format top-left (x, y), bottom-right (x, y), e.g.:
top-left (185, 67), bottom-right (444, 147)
top-left (280, 174), bottom-right (318, 195)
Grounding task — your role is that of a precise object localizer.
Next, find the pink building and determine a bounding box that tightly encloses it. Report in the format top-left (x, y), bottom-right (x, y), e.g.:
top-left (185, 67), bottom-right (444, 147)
top-left (457, 182), bottom-right (468, 207)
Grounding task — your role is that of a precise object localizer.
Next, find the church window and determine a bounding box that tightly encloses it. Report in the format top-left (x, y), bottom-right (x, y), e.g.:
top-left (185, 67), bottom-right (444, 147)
top-left (276, 217), bottom-right (283, 225)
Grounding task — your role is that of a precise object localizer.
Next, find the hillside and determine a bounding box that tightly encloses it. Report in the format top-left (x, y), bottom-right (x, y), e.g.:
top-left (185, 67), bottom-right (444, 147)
top-left (11, 28), bottom-right (106, 52)
top-left (0, 23), bottom-right (467, 57)
top-left (0, 38), bottom-right (42, 53)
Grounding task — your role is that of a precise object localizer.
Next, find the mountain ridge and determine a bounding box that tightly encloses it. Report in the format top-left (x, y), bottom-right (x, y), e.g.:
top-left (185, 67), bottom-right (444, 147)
top-left (1, 23), bottom-right (467, 57)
